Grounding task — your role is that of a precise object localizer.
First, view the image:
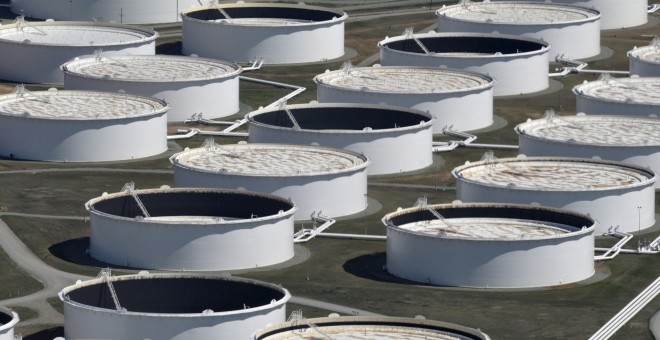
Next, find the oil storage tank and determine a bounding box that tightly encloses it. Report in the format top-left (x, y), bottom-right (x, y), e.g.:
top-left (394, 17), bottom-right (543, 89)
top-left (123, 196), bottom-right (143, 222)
top-left (315, 64), bottom-right (494, 133)
top-left (0, 88), bottom-right (168, 162)
top-left (379, 31), bottom-right (550, 96)
top-left (59, 273), bottom-right (290, 340)
top-left (0, 307), bottom-right (19, 340)
top-left (383, 203), bottom-right (596, 288)
top-left (247, 103), bottom-right (434, 175)
top-left (500, 0), bottom-right (648, 29)
top-left (516, 112), bottom-right (660, 189)
top-left (0, 19), bottom-right (157, 84)
top-left (628, 38), bottom-right (660, 77)
top-left (10, 0), bottom-right (199, 24)
top-left (86, 187), bottom-right (297, 271)
top-left (573, 75), bottom-right (660, 117)
top-left (170, 141), bottom-right (369, 220)
top-left (182, 3), bottom-right (347, 64)
top-left (253, 315), bottom-right (491, 340)
top-left (452, 155), bottom-right (656, 234)
top-left (62, 54), bottom-right (242, 122)
top-left (436, 2), bottom-right (601, 59)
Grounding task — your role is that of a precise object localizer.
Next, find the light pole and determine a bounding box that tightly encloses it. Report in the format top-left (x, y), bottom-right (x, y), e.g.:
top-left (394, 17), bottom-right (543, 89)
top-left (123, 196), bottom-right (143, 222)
top-left (637, 206), bottom-right (642, 251)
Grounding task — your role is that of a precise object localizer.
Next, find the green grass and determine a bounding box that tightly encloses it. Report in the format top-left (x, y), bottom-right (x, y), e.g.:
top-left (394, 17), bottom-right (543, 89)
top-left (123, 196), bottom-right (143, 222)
top-left (0, 245), bottom-right (42, 300)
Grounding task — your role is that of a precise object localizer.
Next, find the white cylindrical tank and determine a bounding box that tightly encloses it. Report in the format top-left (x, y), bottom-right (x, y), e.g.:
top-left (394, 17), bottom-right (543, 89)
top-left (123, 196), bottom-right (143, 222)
top-left (253, 316), bottom-right (491, 340)
top-left (61, 54), bottom-right (241, 122)
top-left (436, 2), bottom-right (601, 59)
top-left (0, 89), bottom-right (168, 162)
top-left (247, 103), bottom-right (434, 175)
top-left (86, 188), bottom-right (297, 271)
top-left (453, 156), bottom-right (656, 234)
top-left (628, 38), bottom-right (660, 77)
top-left (516, 113), bottom-right (660, 189)
top-left (379, 32), bottom-right (550, 96)
top-left (383, 203), bottom-right (596, 288)
top-left (59, 273), bottom-right (290, 340)
top-left (0, 307), bottom-right (19, 340)
top-left (170, 142), bottom-right (369, 220)
top-left (314, 65), bottom-right (494, 133)
top-left (0, 20), bottom-right (157, 84)
top-left (573, 76), bottom-right (660, 117)
top-left (499, 0), bottom-right (648, 29)
top-left (181, 3), bottom-right (347, 64)
top-left (10, 0), bottom-right (199, 24)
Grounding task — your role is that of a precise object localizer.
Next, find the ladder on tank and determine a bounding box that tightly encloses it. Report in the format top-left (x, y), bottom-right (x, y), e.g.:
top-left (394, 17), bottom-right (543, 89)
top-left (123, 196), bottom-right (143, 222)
top-left (121, 182), bottom-right (150, 218)
top-left (98, 268), bottom-right (123, 312)
top-left (288, 310), bottom-right (334, 339)
top-left (403, 27), bottom-right (431, 55)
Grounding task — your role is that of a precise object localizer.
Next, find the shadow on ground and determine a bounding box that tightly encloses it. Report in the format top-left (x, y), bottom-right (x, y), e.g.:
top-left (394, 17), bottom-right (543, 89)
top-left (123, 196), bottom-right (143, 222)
top-left (48, 237), bottom-right (134, 271)
top-left (24, 326), bottom-right (64, 340)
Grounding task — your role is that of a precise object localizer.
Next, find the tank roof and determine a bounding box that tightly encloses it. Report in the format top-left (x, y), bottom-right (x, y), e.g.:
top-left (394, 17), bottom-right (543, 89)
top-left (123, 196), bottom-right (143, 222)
top-left (182, 3), bottom-right (346, 27)
top-left (0, 89), bottom-right (168, 120)
top-left (253, 316), bottom-right (490, 340)
top-left (0, 21), bottom-right (157, 46)
top-left (379, 32), bottom-right (549, 57)
top-left (248, 103), bottom-right (433, 132)
top-left (573, 76), bottom-right (660, 105)
top-left (0, 307), bottom-right (19, 331)
top-left (383, 203), bottom-right (595, 241)
top-left (59, 273), bottom-right (290, 316)
top-left (516, 115), bottom-right (660, 146)
top-left (453, 157), bottom-right (655, 191)
top-left (628, 41), bottom-right (660, 64)
top-left (62, 55), bottom-right (241, 82)
top-left (171, 143), bottom-right (368, 177)
top-left (314, 65), bottom-right (493, 94)
top-left (436, 2), bottom-right (599, 25)
top-left (86, 187), bottom-right (297, 224)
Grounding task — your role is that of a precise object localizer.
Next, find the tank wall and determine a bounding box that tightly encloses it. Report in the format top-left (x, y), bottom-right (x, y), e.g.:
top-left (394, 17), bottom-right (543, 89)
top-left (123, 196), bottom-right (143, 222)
top-left (10, 0), bottom-right (199, 24)
top-left (380, 47), bottom-right (549, 96)
top-left (63, 73), bottom-right (240, 122)
top-left (576, 95), bottom-right (660, 117)
top-left (387, 227), bottom-right (594, 288)
top-left (455, 179), bottom-right (656, 233)
top-left (89, 213), bottom-right (294, 271)
top-left (629, 58), bottom-right (660, 77)
top-left (248, 124), bottom-right (433, 175)
top-left (0, 113), bottom-right (167, 162)
top-left (174, 168), bottom-right (368, 220)
top-left (518, 136), bottom-right (660, 189)
top-left (436, 17), bottom-right (600, 59)
top-left (63, 299), bottom-right (286, 340)
top-left (0, 41), bottom-right (154, 84)
top-left (316, 86), bottom-right (493, 133)
top-left (182, 18), bottom-right (344, 64)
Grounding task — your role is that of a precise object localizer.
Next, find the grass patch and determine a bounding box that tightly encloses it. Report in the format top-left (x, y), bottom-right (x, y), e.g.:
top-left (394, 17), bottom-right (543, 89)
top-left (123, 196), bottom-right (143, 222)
top-left (0, 245), bottom-right (42, 300)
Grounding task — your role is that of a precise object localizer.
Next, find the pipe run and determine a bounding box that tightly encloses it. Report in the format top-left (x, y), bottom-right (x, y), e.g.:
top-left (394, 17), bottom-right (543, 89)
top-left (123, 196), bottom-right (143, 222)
top-left (649, 4), bottom-right (660, 13)
top-left (293, 212), bottom-right (336, 243)
top-left (550, 55), bottom-right (629, 77)
top-left (594, 227), bottom-right (633, 261)
top-left (166, 128), bottom-right (248, 140)
top-left (432, 126), bottom-right (517, 152)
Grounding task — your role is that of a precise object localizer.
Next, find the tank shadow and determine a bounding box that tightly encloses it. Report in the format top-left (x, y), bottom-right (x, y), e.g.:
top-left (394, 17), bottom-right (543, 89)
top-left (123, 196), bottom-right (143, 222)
top-left (23, 326), bottom-right (64, 340)
top-left (48, 237), bottom-right (135, 271)
top-left (342, 252), bottom-right (421, 286)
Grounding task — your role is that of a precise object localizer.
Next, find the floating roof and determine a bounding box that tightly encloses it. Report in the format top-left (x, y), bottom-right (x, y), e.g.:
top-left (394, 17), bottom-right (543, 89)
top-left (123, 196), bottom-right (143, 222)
top-left (0, 21), bottom-right (157, 46)
top-left (62, 55), bottom-right (241, 82)
top-left (573, 77), bottom-right (660, 105)
top-left (0, 90), bottom-right (167, 120)
top-left (314, 66), bottom-right (493, 94)
top-left (182, 3), bottom-right (347, 27)
top-left (628, 42), bottom-right (660, 64)
top-left (516, 115), bottom-right (660, 146)
top-left (171, 143), bottom-right (368, 177)
top-left (436, 2), bottom-right (599, 25)
top-left (453, 157), bottom-right (655, 191)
